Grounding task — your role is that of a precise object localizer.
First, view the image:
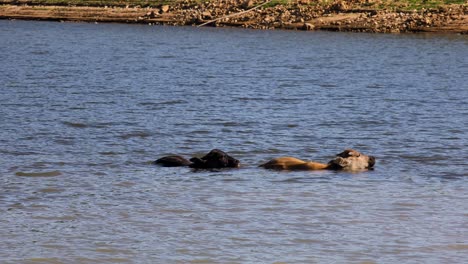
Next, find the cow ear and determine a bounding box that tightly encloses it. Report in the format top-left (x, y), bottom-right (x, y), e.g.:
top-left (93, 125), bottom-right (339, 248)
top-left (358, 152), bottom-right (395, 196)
top-left (337, 150), bottom-right (351, 158)
top-left (347, 150), bottom-right (360, 157)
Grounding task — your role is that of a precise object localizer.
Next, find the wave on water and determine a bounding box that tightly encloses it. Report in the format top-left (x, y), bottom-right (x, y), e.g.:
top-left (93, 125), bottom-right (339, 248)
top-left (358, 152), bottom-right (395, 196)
top-left (62, 121), bottom-right (88, 128)
top-left (117, 131), bottom-right (153, 140)
top-left (15, 170), bottom-right (62, 177)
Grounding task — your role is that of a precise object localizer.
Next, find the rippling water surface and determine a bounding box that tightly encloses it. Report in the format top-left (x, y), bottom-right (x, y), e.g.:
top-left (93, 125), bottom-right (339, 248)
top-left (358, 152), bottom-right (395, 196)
top-left (1, 20), bottom-right (467, 263)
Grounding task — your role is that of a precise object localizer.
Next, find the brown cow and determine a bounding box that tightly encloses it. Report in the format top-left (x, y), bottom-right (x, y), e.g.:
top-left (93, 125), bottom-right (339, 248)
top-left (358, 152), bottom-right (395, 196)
top-left (260, 149), bottom-right (375, 171)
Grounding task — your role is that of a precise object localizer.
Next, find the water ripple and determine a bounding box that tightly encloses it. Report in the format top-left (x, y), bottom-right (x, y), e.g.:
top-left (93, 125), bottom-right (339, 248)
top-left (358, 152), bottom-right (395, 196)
top-left (1, 20), bottom-right (467, 264)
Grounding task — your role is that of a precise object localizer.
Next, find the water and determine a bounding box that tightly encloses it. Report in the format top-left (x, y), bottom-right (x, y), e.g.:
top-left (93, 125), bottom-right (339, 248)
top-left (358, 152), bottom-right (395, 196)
top-left (1, 20), bottom-right (467, 263)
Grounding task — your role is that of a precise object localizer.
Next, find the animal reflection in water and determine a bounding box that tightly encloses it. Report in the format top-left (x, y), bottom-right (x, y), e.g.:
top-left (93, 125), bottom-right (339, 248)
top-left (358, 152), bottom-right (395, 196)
top-left (260, 149), bottom-right (375, 171)
top-left (155, 149), bottom-right (375, 171)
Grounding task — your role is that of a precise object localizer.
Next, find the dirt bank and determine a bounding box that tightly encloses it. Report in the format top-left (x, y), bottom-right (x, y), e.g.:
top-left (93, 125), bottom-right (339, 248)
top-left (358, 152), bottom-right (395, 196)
top-left (1, 0), bottom-right (467, 33)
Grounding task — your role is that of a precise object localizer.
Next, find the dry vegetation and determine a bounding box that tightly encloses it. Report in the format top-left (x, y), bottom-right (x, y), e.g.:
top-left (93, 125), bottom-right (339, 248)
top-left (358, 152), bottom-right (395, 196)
top-left (1, 0), bottom-right (467, 33)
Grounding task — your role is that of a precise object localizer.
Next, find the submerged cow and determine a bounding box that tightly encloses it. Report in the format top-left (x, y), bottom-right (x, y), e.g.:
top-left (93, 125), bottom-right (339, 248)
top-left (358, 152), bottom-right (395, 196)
top-left (259, 149), bottom-right (375, 171)
top-left (154, 149), bottom-right (240, 169)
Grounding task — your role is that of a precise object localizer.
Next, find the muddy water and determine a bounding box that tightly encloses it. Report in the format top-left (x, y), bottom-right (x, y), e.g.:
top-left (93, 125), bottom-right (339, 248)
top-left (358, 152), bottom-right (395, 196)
top-left (1, 20), bottom-right (467, 263)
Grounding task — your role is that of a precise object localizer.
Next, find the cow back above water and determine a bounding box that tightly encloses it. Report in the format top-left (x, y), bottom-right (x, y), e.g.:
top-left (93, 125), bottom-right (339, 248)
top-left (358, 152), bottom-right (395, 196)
top-left (154, 149), bottom-right (240, 169)
top-left (260, 149), bottom-right (375, 171)
top-left (190, 149), bottom-right (240, 169)
top-left (154, 155), bottom-right (191, 167)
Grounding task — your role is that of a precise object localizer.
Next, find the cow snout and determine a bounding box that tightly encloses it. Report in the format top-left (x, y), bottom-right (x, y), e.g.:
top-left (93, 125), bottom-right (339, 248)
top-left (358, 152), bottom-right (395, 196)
top-left (368, 156), bottom-right (376, 168)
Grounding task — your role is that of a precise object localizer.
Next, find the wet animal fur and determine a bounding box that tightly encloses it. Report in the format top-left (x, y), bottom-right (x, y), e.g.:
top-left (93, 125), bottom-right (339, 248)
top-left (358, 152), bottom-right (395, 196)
top-left (154, 149), bottom-right (240, 169)
top-left (260, 149), bottom-right (375, 171)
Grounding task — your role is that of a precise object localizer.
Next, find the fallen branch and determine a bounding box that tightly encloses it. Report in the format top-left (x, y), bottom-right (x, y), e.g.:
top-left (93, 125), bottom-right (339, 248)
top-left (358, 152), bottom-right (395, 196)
top-left (197, 0), bottom-right (273, 27)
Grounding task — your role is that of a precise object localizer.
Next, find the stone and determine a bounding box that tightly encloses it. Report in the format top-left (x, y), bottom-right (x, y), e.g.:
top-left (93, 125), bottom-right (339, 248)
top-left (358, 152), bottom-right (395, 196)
top-left (242, 0), bottom-right (255, 9)
top-left (160, 5), bottom-right (170, 13)
top-left (202, 11), bottom-right (212, 19)
top-left (146, 11), bottom-right (155, 18)
top-left (303, 23), bottom-right (315, 30)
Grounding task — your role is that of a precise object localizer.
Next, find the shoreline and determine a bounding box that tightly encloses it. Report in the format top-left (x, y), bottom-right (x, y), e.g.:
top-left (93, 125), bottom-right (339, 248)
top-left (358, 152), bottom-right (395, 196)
top-left (1, 1), bottom-right (467, 34)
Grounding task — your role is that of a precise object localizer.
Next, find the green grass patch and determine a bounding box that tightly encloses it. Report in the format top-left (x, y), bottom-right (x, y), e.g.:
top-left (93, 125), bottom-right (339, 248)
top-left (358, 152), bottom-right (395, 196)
top-left (369, 0), bottom-right (466, 11)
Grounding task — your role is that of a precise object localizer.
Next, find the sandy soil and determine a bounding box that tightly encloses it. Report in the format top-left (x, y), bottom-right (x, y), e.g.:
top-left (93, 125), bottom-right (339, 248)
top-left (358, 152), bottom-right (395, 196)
top-left (1, 2), bottom-right (467, 34)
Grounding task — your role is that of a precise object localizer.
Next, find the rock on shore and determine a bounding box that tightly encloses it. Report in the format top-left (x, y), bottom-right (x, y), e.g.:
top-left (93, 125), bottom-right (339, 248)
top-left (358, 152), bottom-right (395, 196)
top-left (0, 0), bottom-right (467, 33)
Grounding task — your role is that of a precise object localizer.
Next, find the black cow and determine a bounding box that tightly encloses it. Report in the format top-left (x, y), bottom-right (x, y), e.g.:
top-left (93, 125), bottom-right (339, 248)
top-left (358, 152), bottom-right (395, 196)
top-left (154, 149), bottom-right (240, 169)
